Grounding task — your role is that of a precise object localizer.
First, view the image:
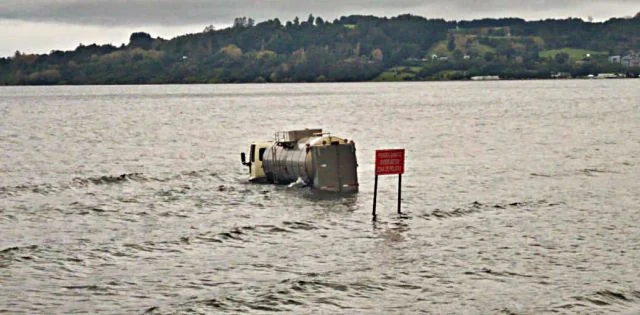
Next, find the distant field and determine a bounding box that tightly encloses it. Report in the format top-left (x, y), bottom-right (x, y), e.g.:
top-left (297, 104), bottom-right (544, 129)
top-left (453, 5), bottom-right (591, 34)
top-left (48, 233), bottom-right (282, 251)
top-left (540, 48), bottom-right (608, 60)
top-left (389, 66), bottom-right (422, 73)
top-left (375, 70), bottom-right (416, 81)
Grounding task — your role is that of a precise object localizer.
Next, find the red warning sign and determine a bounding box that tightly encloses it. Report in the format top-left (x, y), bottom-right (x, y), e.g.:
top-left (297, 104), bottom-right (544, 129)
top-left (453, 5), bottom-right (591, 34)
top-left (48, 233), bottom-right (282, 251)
top-left (375, 149), bottom-right (405, 175)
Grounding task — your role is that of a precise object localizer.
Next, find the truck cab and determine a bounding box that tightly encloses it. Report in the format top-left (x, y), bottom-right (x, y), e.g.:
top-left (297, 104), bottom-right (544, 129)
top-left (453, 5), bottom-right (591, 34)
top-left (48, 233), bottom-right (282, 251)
top-left (240, 141), bottom-right (271, 182)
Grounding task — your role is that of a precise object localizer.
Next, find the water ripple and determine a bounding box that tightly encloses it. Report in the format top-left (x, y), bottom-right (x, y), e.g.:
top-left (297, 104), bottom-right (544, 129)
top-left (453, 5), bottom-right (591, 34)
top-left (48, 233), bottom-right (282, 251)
top-left (2, 81), bottom-right (639, 314)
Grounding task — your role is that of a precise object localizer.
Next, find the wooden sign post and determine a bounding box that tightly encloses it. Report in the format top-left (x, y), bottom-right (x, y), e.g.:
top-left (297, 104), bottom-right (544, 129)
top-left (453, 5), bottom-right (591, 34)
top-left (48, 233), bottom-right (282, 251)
top-left (372, 149), bottom-right (405, 220)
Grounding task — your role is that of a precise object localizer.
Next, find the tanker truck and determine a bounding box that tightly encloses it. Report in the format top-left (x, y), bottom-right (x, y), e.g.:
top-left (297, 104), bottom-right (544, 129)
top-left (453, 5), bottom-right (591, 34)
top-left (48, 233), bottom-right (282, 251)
top-left (240, 129), bottom-right (359, 192)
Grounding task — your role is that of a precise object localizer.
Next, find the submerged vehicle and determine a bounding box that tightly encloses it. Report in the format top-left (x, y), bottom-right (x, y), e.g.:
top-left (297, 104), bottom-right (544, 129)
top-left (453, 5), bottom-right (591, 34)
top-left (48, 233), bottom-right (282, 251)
top-left (240, 129), bottom-right (359, 192)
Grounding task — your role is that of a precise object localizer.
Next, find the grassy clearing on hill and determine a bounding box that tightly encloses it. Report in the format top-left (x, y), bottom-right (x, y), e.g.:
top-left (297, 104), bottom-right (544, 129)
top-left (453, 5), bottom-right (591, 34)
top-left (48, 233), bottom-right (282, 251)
top-left (429, 34), bottom-right (497, 57)
top-left (375, 68), bottom-right (418, 81)
top-left (540, 48), bottom-right (608, 60)
top-left (389, 66), bottom-right (423, 72)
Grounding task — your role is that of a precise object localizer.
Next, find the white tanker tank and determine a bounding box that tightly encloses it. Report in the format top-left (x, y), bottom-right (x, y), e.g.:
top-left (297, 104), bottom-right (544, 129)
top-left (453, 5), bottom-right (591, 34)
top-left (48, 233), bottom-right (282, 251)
top-left (240, 129), bottom-right (359, 192)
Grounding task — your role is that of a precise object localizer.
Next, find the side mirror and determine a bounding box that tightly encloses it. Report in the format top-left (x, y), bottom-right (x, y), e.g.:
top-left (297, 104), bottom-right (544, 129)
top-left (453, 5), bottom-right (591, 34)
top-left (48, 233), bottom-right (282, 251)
top-left (240, 152), bottom-right (249, 166)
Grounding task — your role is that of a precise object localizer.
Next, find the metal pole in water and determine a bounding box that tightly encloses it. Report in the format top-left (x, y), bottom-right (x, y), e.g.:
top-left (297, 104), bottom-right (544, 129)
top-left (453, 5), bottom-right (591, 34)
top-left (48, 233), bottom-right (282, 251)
top-left (372, 175), bottom-right (378, 220)
top-left (397, 174), bottom-right (402, 214)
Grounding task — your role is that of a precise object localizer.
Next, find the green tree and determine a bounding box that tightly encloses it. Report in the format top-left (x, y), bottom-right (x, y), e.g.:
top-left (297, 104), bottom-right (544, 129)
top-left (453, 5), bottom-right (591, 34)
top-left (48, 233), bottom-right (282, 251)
top-left (447, 35), bottom-right (456, 51)
top-left (371, 48), bottom-right (383, 61)
top-left (452, 49), bottom-right (463, 61)
top-left (221, 44), bottom-right (243, 59)
top-left (129, 32), bottom-right (153, 50)
top-left (554, 52), bottom-right (569, 64)
top-left (233, 17), bottom-right (254, 28)
top-left (464, 38), bottom-right (474, 50)
top-left (484, 51), bottom-right (495, 62)
top-left (233, 17), bottom-right (245, 28)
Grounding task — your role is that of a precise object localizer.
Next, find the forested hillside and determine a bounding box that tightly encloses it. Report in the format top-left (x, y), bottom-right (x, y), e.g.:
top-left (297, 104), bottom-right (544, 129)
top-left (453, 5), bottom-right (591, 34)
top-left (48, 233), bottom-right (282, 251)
top-left (1, 13), bottom-right (639, 85)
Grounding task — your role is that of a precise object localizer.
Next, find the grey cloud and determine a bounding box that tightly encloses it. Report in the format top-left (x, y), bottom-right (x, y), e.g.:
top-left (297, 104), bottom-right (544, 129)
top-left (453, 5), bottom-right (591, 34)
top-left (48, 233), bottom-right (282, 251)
top-left (0, 0), bottom-right (637, 26)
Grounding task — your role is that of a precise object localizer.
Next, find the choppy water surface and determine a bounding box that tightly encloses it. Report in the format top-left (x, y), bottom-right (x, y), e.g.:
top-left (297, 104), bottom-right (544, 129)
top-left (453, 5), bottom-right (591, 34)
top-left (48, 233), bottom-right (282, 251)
top-left (1, 81), bottom-right (639, 314)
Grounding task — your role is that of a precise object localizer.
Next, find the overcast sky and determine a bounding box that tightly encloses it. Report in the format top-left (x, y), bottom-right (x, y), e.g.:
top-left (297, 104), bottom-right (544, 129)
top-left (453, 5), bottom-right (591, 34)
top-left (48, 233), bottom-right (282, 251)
top-left (1, 0), bottom-right (637, 57)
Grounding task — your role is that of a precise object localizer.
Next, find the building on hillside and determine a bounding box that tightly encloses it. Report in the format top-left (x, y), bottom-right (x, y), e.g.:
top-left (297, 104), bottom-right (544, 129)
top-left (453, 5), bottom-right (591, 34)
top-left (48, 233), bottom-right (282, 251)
top-left (611, 51), bottom-right (640, 68)
top-left (621, 53), bottom-right (640, 68)
top-left (551, 72), bottom-right (571, 79)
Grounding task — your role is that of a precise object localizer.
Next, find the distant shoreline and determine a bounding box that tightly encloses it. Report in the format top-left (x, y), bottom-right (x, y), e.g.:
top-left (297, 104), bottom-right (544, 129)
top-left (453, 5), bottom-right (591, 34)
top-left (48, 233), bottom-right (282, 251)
top-left (1, 76), bottom-right (638, 87)
top-left (2, 14), bottom-right (639, 86)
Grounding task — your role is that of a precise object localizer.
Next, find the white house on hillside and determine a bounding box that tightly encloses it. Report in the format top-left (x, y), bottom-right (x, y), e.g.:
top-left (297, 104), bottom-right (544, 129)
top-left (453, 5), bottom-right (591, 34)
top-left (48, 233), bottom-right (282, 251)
top-left (610, 51), bottom-right (640, 68)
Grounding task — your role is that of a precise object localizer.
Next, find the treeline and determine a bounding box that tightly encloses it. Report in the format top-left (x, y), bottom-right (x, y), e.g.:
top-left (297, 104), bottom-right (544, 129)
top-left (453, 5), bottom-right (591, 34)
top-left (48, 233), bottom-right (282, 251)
top-left (1, 13), bottom-right (639, 85)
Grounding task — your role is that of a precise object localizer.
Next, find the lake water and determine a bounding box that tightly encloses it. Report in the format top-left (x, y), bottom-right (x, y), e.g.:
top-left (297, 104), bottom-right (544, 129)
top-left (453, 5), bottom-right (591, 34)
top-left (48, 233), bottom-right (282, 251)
top-left (1, 80), bottom-right (639, 314)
